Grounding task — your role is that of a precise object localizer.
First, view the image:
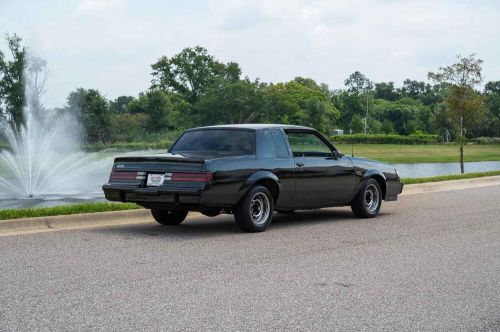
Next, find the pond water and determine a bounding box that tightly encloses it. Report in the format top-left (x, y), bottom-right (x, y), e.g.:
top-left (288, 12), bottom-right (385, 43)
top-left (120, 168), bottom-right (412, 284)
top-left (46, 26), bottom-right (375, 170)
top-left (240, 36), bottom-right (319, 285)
top-left (394, 161), bottom-right (500, 178)
top-left (1, 152), bottom-right (499, 210)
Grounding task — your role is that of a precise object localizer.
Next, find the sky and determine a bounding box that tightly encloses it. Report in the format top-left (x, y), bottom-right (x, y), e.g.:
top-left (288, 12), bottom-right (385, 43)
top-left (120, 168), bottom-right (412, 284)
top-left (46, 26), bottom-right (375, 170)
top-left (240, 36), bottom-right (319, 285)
top-left (1, 0), bottom-right (499, 108)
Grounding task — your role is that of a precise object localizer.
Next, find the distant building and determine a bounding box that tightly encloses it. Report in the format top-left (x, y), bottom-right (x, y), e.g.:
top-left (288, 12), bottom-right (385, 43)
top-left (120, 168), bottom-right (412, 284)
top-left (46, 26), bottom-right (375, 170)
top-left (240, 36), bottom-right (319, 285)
top-left (332, 129), bottom-right (344, 136)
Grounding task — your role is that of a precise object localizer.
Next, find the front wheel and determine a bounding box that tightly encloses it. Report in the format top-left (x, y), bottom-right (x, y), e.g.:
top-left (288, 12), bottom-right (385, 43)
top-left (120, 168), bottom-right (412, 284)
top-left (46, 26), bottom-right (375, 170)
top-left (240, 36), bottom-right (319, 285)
top-left (151, 209), bottom-right (188, 225)
top-left (234, 185), bottom-right (274, 232)
top-left (351, 179), bottom-right (382, 218)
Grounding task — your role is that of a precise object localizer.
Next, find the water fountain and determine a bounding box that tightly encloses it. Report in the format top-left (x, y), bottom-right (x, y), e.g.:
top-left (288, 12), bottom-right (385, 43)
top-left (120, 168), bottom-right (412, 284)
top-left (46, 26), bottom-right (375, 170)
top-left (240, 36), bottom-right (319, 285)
top-left (0, 57), bottom-right (113, 207)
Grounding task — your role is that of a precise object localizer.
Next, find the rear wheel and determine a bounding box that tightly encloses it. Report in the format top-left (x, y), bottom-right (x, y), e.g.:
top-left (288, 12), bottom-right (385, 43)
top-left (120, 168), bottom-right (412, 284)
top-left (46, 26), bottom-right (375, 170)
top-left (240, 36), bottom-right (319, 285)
top-left (234, 185), bottom-right (274, 232)
top-left (151, 209), bottom-right (188, 225)
top-left (351, 179), bottom-right (382, 218)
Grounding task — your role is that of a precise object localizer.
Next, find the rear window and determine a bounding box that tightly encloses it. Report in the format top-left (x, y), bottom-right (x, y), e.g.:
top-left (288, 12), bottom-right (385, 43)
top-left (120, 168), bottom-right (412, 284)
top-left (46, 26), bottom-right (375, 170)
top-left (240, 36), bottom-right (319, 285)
top-left (170, 129), bottom-right (256, 157)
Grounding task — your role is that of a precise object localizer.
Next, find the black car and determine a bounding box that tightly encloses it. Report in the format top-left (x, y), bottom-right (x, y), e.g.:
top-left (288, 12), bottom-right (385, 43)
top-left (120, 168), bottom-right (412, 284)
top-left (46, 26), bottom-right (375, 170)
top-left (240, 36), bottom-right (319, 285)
top-left (103, 124), bottom-right (403, 232)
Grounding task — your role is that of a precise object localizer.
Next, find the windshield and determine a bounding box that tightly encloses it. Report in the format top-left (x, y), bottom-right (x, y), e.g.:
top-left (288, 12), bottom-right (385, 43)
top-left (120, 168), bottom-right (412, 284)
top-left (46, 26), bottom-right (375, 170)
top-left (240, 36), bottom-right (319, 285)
top-left (170, 129), bottom-right (256, 157)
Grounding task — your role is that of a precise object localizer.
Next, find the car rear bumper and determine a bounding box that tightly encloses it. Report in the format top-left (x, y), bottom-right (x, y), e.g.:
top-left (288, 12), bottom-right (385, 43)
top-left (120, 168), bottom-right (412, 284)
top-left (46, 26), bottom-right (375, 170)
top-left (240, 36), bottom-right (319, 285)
top-left (102, 184), bottom-right (210, 208)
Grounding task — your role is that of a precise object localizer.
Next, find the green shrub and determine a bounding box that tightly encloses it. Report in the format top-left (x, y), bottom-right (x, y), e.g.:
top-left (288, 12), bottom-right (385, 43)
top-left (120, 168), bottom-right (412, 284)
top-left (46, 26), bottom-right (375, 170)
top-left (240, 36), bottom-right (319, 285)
top-left (330, 133), bottom-right (443, 144)
top-left (83, 140), bottom-right (172, 152)
top-left (109, 113), bottom-right (149, 142)
top-left (469, 137), bottom-right (500, 144)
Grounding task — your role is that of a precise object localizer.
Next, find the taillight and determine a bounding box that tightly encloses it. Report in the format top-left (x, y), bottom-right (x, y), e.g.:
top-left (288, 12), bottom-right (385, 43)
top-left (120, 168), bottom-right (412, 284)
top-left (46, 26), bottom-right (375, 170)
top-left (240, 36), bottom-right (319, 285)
top-left (110, 171), bottom-right (146, 181)
top-left (168, 172), bottom-right (213, 182)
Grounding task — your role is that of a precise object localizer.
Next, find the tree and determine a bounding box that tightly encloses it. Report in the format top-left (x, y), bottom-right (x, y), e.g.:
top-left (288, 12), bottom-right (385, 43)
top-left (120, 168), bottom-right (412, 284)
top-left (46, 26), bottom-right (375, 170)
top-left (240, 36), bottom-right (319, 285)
top-left (109, 112), bottom-right (148, 142)
top-left (399, 79), bottom-right (444, 106)
top-left (381, 120), bottom-right (395, 134)
top-left (344, 71), bottom-right (373, 94)
top-left (331, 90), bottom-right (364, 130)
top-left (144, 90), bottom-right (171, 146)
top-left (196, 78), bottom-right (264, 125)
top-left (484, 81), bottom-right (500, 118)
top-left (66, 88), bottom-right (110, 144)
top-left (302, 97), bottom-right (339, 134)
top-left (374, 82), bottom-right (399, 101)
top-left (0, 33), bottom-right (26, 128)
top-left (125, 93), bottom-right (148, 114)
top-left (400, 79), bottom-right (426, 99)
top-left (344, 71), bottom-right (374, 134)
top-left (109, 96), bottom-right (134, 114)
top-left (261, 83), bottom-right (300, 124)
top-left (151, 46), bottom-right (241, 103)
top-left (262, 79), bottom-right (340, 134)
top-left (371, 98), bottom-right (434, 135)
top-left (350, 114), bottom-right (364, 133)
top-left (482, 81), bottom-right (500, 137)
top-left (428, 54), bottom-right (484, 173)
top-left (366, 118), bottom-right (383, 134)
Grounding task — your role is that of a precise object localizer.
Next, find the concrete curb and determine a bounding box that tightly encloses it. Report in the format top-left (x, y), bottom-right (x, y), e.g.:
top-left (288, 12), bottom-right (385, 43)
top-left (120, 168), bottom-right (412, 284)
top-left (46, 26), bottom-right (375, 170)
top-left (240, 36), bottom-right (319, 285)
top-left (1, 175), bottom-right (499, 236)
top-left (401, 175), bottom-right (500, 196)
top-left (0, 209), bottom-right (152, 236)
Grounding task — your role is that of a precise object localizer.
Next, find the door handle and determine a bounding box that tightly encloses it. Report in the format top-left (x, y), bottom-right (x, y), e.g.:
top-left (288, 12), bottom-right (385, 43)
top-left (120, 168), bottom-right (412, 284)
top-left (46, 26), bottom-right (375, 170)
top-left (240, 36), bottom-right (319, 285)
top-left (296, 162), bottom-right (304, 167)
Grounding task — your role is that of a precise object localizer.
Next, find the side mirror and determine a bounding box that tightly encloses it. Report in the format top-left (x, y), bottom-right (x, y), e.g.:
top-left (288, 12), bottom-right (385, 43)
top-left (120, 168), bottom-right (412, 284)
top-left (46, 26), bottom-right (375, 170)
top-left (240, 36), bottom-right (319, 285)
top-left (328, 150), bottom-right (339, 160)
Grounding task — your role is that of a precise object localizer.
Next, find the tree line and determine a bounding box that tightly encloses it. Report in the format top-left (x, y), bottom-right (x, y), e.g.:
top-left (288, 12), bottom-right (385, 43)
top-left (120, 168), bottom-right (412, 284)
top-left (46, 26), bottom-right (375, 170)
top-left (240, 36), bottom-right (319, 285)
top-left (2, 34), bottom-right (500, 146)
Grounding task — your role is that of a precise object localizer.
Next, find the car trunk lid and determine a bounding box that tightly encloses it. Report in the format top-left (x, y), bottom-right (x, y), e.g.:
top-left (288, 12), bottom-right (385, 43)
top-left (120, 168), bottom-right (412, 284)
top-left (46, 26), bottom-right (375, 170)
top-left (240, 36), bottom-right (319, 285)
top-left (107, 153), bottom-right (212, 189)
top-left (113, 154), bottom-right (204, 173)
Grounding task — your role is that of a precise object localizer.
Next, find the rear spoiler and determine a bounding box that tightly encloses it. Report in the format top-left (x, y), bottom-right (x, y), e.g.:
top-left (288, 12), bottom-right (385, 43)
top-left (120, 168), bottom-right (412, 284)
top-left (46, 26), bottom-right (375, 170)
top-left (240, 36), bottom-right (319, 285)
top-left (114, 156), bottom-right (204, 163)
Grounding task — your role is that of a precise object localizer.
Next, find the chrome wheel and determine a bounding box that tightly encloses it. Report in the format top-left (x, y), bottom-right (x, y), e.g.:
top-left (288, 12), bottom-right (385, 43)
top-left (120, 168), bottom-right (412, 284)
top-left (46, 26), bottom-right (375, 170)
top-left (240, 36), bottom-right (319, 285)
top-left (364, 184), bottom-right (380, 213)
top-left (234, 185), bottom-right (275, 232)
top-left (249, 192), bottom-right (271, 225)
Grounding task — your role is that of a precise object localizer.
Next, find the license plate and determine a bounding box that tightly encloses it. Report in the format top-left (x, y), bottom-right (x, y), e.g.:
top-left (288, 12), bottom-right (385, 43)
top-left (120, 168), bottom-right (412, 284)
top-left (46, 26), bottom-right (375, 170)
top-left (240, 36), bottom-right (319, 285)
top-left (147, 173), bottom-right (165, 186)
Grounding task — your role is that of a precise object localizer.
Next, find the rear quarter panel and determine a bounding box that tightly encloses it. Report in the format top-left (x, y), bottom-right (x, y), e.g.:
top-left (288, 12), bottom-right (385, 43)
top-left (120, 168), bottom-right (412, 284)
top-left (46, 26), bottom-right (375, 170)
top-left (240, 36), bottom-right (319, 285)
top-left (206, 156), bottom-right (295, 208)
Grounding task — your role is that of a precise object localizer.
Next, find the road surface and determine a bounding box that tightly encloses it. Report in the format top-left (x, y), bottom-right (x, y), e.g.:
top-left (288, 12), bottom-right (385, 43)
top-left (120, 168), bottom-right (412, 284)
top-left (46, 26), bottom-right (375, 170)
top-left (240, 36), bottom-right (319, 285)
top-left (1, 186), bottom-right (499, 331)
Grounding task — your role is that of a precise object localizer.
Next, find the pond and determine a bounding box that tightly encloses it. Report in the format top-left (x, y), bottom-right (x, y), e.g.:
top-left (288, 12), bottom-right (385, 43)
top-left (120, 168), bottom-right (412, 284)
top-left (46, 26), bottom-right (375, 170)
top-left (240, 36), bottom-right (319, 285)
top-left (394, 161), bottom-right (500, 178)
top-left (1, 152), bottom-right (499, 210)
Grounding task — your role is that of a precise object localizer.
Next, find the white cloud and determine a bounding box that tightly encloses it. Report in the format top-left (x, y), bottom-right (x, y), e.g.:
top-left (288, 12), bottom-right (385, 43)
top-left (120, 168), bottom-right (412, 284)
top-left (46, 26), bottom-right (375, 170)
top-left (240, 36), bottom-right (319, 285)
top-left (0, 0), bottom-right (499, 108)
top-left (76, 0), bottom-right (124, 14)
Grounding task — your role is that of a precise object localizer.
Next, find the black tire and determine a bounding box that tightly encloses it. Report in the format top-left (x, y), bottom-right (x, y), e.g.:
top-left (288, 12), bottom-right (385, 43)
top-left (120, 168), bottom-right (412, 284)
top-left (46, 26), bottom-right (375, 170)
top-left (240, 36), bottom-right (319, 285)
top-left (234, 185), bottom-right (274, 232)
top-left (151, 209), bottom-right (188, 225)
top-left (351, 179), bottom-right (382, 218)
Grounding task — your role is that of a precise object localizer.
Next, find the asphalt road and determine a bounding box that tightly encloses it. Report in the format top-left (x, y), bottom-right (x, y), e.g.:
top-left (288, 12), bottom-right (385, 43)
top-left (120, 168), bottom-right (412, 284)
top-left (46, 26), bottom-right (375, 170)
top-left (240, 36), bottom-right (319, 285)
top-left (1, 186), bottom-right (500, 331)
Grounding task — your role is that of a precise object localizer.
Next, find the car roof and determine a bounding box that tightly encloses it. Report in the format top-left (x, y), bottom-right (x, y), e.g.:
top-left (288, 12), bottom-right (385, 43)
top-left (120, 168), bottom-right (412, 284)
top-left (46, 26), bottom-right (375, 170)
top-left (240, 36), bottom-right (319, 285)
top-left (186, 124), bottom-right (315, 131)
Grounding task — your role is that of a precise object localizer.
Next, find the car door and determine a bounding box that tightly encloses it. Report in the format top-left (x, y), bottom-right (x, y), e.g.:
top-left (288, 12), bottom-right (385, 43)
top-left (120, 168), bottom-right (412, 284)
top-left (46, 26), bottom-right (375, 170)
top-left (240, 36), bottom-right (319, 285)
top-left (285, 130), bottom-right (355, 207)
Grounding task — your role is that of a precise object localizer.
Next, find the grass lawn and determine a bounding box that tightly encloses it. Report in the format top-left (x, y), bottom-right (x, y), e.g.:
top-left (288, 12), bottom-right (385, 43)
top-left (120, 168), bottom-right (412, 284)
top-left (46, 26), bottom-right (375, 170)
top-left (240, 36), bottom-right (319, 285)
top-left (335, 144), bottom-right (500, 164)
top-left (402, 170), bottom-right (500, 184)
top-left (0, 202), bottom-right (141, 221)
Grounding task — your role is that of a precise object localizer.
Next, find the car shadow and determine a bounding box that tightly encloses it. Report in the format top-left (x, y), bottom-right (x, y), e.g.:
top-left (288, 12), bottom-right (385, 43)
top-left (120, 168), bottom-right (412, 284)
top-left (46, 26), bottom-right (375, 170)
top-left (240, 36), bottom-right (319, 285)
top-left (97, 207), bottom-right (358, 239)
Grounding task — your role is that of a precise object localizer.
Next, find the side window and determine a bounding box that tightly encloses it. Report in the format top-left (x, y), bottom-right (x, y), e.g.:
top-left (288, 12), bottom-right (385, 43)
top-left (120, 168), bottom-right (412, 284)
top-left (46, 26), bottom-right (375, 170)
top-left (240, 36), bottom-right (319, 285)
top-left (258, 129), bottom-right (278, 159)
top-left (286, 132), bottom-right (333, 157)
top-left (271, 129), bottom-right (290, 159)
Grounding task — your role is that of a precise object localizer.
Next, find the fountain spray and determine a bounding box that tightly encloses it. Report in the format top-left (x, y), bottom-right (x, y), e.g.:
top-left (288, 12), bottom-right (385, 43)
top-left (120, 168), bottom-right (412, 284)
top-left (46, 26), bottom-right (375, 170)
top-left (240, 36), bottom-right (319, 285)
top-left (0, 55), bottom-right (110, 199)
